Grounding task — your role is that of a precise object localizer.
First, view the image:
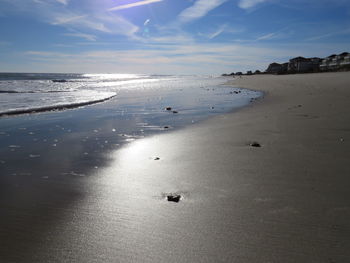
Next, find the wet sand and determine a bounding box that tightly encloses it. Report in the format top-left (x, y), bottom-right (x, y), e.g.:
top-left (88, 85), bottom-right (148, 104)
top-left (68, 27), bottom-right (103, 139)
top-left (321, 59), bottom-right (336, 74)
top-left (1, 72), bottom-right (350, 262)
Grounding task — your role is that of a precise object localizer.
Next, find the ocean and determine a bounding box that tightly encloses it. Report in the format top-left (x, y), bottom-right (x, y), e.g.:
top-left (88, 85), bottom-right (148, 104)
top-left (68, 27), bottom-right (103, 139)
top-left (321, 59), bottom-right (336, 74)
top-left (0, 72), bottom-right (261, 119)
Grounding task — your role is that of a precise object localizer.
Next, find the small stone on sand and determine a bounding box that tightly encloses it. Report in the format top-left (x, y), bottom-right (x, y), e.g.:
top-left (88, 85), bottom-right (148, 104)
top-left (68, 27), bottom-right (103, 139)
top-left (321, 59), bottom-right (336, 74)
top-left (250, 142), bottom-right (261, 147)
top-left (167, 194), bottom-right (181, 203)
top-left (165, 107), bottom-right (172, 111)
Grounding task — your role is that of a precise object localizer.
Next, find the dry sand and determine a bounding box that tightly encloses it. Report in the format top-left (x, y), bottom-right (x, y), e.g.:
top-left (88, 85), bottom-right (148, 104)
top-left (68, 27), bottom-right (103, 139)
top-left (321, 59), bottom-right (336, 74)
top-left (1, 72), bottom-right (350, 262)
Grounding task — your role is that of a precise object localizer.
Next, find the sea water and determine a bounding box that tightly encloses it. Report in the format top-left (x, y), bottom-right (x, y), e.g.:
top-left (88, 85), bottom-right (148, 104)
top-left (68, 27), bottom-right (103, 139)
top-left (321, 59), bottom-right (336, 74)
top-left (0, 73), bottom-right (259, 116)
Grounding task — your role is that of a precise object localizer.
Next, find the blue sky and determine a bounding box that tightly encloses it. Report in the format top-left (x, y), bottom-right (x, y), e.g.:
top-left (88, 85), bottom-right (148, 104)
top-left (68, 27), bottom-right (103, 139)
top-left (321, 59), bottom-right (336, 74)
top-left (0, 0), bottom-right (349, 74)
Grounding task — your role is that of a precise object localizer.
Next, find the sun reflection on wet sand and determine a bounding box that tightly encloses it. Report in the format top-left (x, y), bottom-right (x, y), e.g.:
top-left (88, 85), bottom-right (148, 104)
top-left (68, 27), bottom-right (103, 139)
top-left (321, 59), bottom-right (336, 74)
top-left (97, 135), bottom-right (184, 200)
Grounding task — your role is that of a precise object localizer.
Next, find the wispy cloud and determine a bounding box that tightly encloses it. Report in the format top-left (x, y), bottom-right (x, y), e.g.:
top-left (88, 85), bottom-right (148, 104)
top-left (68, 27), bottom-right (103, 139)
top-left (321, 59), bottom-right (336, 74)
top-left (98, 14), bottom-right (140, 38)
top-left (50, 13), bottom-right (112, 33)
top-left (238, 0), bottom-right (268, 9)
top-left (49, 12), bottom-right (139, 37)
top-left (108, 0), bottom-right (163, 11)
top-left (208, 26), bottom-right (226, 39)
top-left (306, 28), bottom-right (350, 41)
top-left (2, 0), bottom-right (140, 39)
top-left (256, 32), bottom-right (276, 41)
top-left (254, 26), bottom-right (293, 42)
top-left (198, 24), bottom-right (242, 39)
top-left (63, 32), bottom-right (97, 41)
top-left (56, 0), bottom-right (69, 5)
top-left (32, 0), bottom-right (46, 4)
top-left (177, 0), bottom-right (228, 24)
top-left (51, 15), bottom-right (87, 25)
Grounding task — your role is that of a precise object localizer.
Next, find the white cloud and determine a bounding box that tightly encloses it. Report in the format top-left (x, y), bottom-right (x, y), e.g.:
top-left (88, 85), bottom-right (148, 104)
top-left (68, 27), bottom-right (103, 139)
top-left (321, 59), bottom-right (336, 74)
top-left (306, 28), bottom-right (350, 41)
top-left (108, 0), bottom-right (163, 11)
top-left (2, 0), bottom-right (139, 38)
top-left (51, 15), bottom-right (87, 25)
top-left (198, 24), bottom-right (242, 39)
top-left (56, 0), bottom-right (69, 5)
top-left (97, 14), bottom-right (139, 38)
top-left (238, 0), bottom-right (268, 9)
top-left (49, 12), bottom-right (139, 37)
top-left (177, 0), bottom-right (228, 24)
top-left (256, 32), bottom-right (276, 41)
top-left (208, 27), bottom-right (226, 39)
top-left (32, 0), bottom-right (46, 4)
top-left (51, 14), bottom-right (112, 33)
top-left (63, 32), bottom-right (97, 41)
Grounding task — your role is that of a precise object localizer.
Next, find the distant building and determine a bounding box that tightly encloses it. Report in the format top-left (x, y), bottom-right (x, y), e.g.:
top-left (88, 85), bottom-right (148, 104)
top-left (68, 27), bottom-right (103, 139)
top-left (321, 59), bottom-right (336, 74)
top-left (288, 57), bottom-right (321, 73)
top-left (320, 52), bottom-right (350, 71)
top-left (266, 62), bottom-right (288, 74)
top-left (328, 54), bottom-right (340, 70)
top-left (281, 63), bottom-right (289, 73)
top-left (340, 52), bottom-right (350, 68)
top-left (231, 52), bottom-right (349, 77)
top-left (320, 55), bottom-right (336, 71)
top-left (266, 63), bottom-right (283, 74)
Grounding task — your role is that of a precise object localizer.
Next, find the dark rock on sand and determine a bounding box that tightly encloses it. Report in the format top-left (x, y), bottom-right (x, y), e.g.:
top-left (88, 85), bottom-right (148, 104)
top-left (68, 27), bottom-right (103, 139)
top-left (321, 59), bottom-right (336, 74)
top-left (154, 157), bottom-right (160, 160)
top-left (172, 111), bottom-right (178, 114)
top-left (167, 194), bottom-right (181, 203)
top-left (250, 142), bottom-right (261, 147)
top-left (165, 107), bottom-right (172, 111)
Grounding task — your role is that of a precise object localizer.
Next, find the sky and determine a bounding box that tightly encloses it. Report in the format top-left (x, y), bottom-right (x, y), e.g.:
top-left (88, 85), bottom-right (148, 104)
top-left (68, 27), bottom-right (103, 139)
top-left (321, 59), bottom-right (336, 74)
top-left (0, 0), bottom-right (349, 74)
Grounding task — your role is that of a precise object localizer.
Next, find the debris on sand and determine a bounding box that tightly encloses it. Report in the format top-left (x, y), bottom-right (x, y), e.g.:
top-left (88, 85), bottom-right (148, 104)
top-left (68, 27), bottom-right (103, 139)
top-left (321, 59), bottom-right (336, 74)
top-left (167, 194), bottom-right (181, 203)
top-left (250, 142), bottom-right (261, 147)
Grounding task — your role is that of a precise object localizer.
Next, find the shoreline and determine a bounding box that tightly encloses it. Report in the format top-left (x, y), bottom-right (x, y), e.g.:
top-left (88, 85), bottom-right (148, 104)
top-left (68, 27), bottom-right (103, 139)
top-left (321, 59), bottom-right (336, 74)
top-left (1, 72), bottom-right (350, 262)
top-left (0, 94), bottom-right (117, 117)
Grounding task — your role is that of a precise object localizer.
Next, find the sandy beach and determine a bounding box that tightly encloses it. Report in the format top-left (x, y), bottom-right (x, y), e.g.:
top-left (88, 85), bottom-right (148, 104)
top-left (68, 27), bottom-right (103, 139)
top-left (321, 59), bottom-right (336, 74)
top-left (1, 72), bottom-right (350, 262)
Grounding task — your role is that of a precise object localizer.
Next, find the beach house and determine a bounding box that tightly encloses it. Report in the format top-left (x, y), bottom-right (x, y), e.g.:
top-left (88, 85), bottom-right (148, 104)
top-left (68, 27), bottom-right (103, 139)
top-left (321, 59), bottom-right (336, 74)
top-left (266, 62), bottom-right (288, 74)
top-left (288, 57), bottom-right (321, 73)
top-left (320, 53), bottom-right (350, 71)
top-left (339, 52), bottom-right (350, 68)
